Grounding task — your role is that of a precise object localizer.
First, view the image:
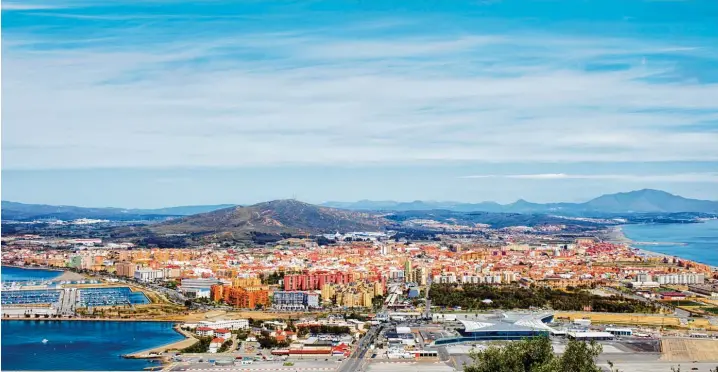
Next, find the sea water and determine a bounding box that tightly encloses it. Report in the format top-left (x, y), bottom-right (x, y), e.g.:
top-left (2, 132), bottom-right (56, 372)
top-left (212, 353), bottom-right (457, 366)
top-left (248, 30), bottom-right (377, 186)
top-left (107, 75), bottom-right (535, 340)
top-left (1, 320), bottom-right (183, 371)
top-left (1, 266), bottom-right (62, 282)
top-left (622, 219), bottom-right (718, 267)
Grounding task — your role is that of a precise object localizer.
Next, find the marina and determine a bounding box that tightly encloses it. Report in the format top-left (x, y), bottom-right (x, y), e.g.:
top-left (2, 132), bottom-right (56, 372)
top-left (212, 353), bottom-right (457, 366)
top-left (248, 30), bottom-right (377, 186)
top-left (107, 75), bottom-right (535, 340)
top-left (1, 268), bottom-right (151, 317)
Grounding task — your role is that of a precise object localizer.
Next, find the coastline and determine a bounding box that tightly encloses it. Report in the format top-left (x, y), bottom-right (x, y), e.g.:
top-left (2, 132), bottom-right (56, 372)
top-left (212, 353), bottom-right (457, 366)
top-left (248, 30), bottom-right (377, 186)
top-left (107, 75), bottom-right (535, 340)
top-left (1, 264), bottom-right (64, 272)
top-left (1, 264), bottom-right (87, 281)
top-left (123, 324), bottom-right (197, 358)
top-left (607, 225), bottom-right (718, 270)
top-left (1, 317), bottom-right (179, 322)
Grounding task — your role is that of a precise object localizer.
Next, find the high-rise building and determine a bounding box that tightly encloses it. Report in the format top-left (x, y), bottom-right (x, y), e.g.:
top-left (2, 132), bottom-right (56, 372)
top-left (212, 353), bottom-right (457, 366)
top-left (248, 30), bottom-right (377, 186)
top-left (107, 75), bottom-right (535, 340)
top-left (414, 267), bottom-right (427, 286)
top-left (210, 284), bottom-right (225, 302)
top-left (404, 260), bottom-right (412, 283)
top-left (115, 261), bottom-right (136, 278)
top-left (284, 271), bottom-right (351, 291)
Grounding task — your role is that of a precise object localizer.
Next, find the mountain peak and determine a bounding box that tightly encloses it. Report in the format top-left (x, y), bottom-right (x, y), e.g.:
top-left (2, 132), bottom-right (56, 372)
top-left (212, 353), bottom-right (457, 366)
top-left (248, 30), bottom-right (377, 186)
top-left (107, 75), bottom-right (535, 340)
top-left (253, 199), bottom-right (312, 207)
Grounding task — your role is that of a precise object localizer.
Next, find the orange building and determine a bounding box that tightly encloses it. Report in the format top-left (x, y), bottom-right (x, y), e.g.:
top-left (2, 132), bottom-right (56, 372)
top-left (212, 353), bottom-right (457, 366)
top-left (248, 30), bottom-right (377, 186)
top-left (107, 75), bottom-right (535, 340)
top-left (210, 284), bottom-right (225, 302)
top-left (115, 262), bottom-right (136, 277)
top-left (226, 287), bottom-right (270, 309)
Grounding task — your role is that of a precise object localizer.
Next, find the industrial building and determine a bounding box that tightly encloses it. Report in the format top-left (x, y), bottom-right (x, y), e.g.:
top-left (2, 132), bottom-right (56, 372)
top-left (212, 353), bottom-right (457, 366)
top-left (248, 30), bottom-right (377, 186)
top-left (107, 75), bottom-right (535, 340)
top-left (433, 312), bottom-right (555, 345)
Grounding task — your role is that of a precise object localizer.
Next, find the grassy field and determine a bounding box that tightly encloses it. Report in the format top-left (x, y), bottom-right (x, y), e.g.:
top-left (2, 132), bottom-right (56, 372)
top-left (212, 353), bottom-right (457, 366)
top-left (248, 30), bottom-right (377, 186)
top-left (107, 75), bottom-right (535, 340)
top-left (660, 338), bottom-right (718, 362)
top-left (555, 312), bottom-right (718, 331)
top-left (557, 312), bottom-right (680, 327)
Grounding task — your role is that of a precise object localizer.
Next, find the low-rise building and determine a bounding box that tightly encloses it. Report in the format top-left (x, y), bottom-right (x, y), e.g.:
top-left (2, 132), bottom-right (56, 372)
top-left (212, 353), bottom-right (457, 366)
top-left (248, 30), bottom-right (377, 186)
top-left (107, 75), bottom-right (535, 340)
top-left (134, 269), bottom-right (163, 282)
top-left (196, 327), bottom-right (215, 337)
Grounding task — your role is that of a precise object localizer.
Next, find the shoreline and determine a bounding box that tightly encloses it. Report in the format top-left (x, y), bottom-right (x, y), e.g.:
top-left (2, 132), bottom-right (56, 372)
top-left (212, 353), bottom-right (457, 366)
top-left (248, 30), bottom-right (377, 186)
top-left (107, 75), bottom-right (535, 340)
top-left (607, 225), bottom-right (718, 270)
top-left (1, 264), bottom-right (64, 272)
top-left (123, 324), bottom-right (197, 358)
top-left (1, 317), bottom-right (179, 322)
top-left (2, 264), bottom-right (88, 282)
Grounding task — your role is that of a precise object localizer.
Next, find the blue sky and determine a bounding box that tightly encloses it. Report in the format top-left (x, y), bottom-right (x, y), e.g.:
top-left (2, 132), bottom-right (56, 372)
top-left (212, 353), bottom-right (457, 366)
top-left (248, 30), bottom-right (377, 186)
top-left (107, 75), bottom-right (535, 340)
top-left (2, 0), bottom-right (718, 207)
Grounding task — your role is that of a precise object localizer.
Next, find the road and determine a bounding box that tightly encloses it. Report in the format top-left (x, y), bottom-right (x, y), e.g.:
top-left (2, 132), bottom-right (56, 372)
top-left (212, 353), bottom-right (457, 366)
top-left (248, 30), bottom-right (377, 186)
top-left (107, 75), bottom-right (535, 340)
top-left (56, 287), bottom-right (77, 315)
top-left (339, 325), bottom-right (380, 372)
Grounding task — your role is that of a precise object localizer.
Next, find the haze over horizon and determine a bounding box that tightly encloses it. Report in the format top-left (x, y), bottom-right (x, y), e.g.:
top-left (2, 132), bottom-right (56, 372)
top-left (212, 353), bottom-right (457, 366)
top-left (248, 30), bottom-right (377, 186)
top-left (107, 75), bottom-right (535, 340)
top-left (2, 0), bottom-right (718, 208)
top-left (2, 187), bottom-right (717, 211)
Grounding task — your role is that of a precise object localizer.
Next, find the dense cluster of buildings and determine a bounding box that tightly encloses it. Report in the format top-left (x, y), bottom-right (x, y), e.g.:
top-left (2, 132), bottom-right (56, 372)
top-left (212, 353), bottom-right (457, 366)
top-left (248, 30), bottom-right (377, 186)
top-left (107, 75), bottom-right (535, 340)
top-left (3, 226), bottom-right (716, 312)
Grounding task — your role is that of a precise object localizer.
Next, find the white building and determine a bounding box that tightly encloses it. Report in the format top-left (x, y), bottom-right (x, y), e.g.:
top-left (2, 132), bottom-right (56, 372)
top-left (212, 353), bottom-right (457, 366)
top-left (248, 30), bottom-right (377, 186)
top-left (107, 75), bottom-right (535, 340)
top-left (655, 273), bottom-right (705, 285)
top-left (209, 337), bottom-right (225, 353)
top-left (198, 319), bottom-right (249, 330)
top-left (196, 327), bottom-right (215, 337)
top-left (214, 329), bottom-right (232, 340)
top-left (307, 293), bottom-right (319, 308)
top-left (181, 287), bottom-right (210, 299)
top-left (134, 269), bottom-right (163, 282)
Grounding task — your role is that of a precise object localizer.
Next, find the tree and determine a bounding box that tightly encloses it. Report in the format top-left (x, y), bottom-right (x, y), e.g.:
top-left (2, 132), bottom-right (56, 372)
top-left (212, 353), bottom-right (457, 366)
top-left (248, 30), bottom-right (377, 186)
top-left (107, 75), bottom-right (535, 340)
top-left (465, 337), bottom-right (553, 372)
top-left (464, 338), bottom-right (604, 372)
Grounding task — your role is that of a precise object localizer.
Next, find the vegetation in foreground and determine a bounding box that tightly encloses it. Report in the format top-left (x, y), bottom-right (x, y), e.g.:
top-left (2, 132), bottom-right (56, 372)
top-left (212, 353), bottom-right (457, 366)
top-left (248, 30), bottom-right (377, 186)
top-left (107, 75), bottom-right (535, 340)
top-left (464, 337), bottom-right (604, 372)
top-left (464, 337), bottom-right (718, 372)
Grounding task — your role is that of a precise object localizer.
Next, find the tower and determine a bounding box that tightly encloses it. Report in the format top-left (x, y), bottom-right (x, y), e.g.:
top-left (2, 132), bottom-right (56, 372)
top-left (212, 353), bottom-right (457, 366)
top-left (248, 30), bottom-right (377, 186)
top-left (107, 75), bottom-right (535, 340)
top-left (404, 259), bottom-right (412, 283)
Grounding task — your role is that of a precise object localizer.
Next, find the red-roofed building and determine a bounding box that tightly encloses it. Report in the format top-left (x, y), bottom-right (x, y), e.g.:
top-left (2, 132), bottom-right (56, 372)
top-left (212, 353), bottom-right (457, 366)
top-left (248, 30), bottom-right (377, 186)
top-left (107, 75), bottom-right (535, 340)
top-left (209, 337), bottom-right (225, 353)
top-left (196, 327), bottom-right (214, 337)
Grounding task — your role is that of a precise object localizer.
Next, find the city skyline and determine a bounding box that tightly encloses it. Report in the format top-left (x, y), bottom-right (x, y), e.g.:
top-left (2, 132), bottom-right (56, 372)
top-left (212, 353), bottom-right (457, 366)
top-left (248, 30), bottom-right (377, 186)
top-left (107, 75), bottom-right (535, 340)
top-left (3, 0), bottom-right (718, 207)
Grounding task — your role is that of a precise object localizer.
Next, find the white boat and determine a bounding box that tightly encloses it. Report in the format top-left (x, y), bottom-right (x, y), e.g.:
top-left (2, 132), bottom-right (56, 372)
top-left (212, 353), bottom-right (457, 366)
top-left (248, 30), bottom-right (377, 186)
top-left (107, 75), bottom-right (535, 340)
top-left (42, 339), bottom-right (49, 344)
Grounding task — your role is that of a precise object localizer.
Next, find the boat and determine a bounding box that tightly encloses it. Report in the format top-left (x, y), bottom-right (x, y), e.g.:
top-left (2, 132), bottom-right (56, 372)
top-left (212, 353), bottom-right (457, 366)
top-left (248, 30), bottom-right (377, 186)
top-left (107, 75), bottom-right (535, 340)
top-left (42, 339), bottom-right (49, 344)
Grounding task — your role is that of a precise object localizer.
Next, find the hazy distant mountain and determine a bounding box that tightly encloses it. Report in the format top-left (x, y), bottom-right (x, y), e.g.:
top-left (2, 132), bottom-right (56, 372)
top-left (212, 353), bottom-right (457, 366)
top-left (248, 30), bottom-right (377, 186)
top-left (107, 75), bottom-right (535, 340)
top-left (150, 199), bottom-right (388, 237)
top-left (581, 189), bottom-right (718, 213)
top-left (1, 201), bottom-right (235, 221)
top-left (322, 200), bottom-right (505, 212)
top-left (322, 189), bottom-right (718, 215)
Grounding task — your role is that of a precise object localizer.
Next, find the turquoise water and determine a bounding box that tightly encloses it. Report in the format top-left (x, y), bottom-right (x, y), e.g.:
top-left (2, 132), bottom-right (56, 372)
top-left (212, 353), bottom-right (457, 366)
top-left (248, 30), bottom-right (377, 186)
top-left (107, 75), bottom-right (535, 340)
top-left (622, 219), bottom-right (718, 266)
top-left (1, 266), bottom-right (62, 282)
top-left (1, 320), bottom-right (183, 371)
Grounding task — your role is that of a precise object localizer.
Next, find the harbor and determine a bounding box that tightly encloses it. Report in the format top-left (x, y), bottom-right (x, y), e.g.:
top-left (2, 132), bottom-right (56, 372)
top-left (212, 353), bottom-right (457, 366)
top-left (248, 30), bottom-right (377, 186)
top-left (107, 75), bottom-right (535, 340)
top-left (1, 267), bottom-right (151, 318)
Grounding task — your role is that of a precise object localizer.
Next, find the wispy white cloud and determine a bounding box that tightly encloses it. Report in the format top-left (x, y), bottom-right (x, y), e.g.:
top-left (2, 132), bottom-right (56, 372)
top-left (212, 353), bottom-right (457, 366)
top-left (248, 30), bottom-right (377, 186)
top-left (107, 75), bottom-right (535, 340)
top-left (460, 173), bottom-right (718, 182)
top-left (2, 9), bottom-right (718, 170)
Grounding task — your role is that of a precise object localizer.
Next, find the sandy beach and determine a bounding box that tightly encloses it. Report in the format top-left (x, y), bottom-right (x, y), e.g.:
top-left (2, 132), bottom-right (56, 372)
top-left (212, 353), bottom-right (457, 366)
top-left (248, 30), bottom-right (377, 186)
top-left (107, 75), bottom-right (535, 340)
top-left (54, 270), bottom-right (87, 281)
top-left (606, 226), bottom-right (677, 261)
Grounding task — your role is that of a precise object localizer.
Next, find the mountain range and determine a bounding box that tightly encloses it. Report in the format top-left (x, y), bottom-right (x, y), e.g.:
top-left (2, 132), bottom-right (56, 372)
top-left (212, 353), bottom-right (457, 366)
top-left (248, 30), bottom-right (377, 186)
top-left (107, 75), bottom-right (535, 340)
top-left (322, 189), bottom-right (718, 215)
top-left (3, 190), bottom-right (717, 228)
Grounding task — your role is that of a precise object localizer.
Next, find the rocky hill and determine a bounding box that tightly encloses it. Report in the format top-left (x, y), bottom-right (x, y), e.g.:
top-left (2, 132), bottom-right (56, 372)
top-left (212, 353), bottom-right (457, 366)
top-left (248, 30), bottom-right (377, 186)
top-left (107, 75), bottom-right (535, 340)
top-left (149, 199), bottom-right (388, 237)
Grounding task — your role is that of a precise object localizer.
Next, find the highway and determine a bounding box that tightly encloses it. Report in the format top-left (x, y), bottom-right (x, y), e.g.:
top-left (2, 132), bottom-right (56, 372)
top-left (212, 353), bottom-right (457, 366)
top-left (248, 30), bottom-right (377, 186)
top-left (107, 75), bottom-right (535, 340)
top-left (338, 325), bottom-right (379, 372)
